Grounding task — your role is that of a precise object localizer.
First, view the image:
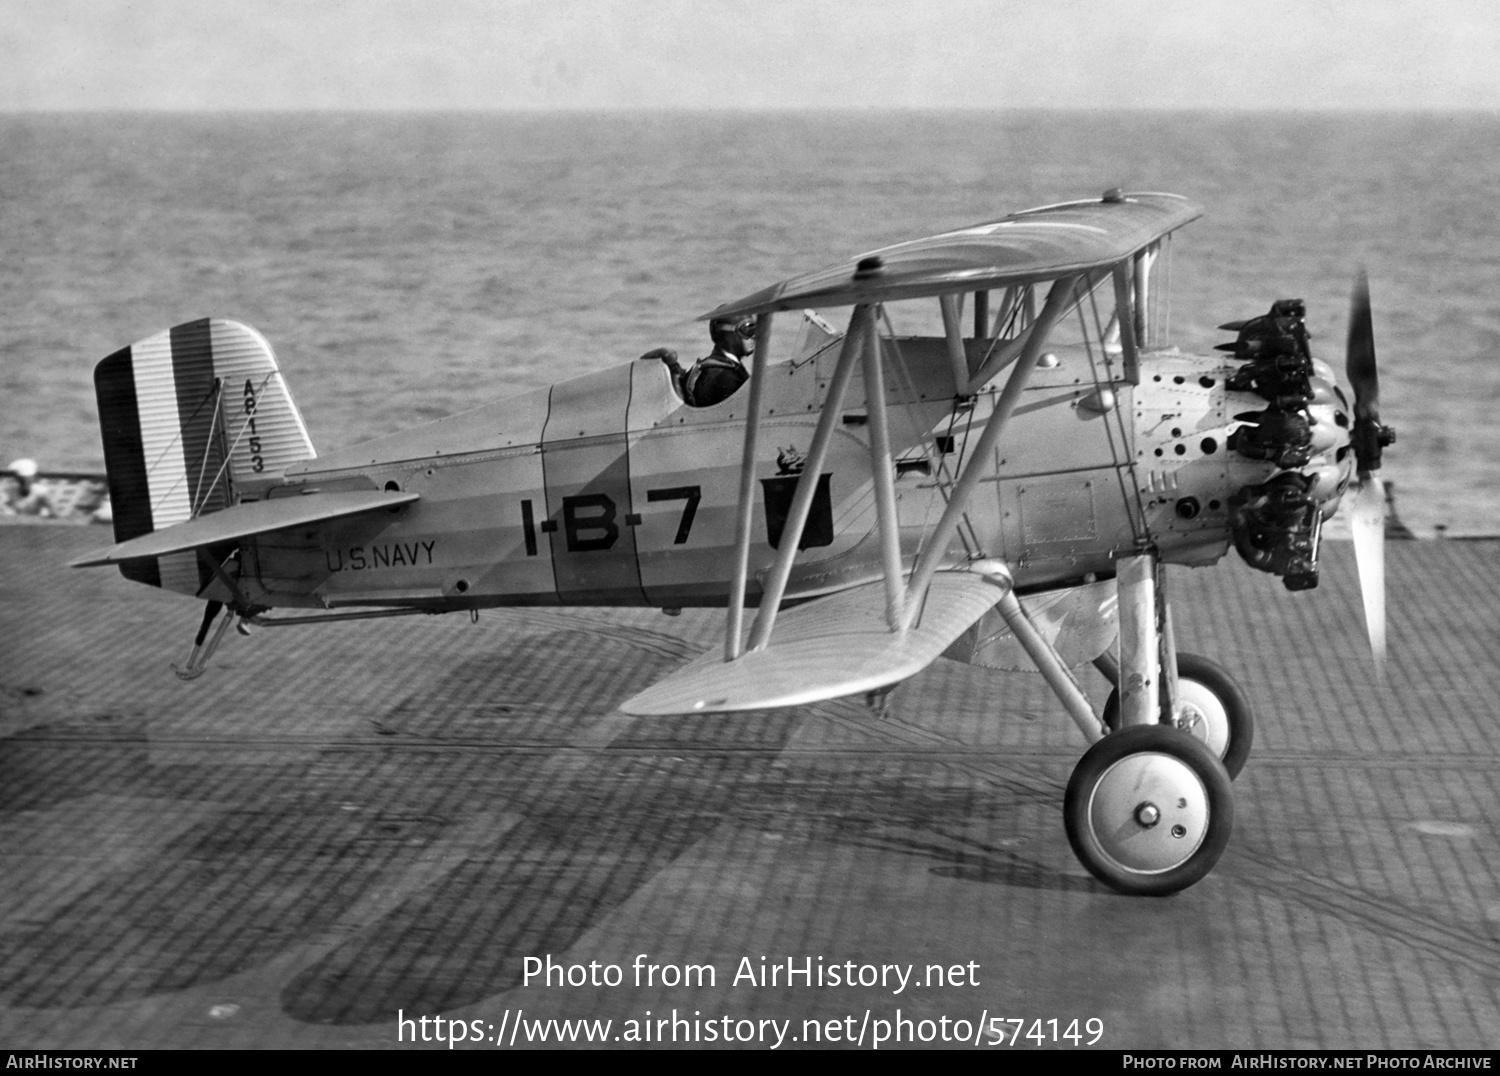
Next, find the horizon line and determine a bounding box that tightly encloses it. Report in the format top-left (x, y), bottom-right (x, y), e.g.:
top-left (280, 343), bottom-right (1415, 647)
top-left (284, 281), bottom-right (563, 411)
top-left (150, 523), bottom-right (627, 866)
top-left (5, 103), bottom-right (1500, 116)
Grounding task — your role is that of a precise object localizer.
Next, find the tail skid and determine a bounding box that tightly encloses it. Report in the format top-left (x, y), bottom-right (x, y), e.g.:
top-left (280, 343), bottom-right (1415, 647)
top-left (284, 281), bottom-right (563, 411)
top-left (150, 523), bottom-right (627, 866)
top-left (172, 600), bottom-right (234, 680)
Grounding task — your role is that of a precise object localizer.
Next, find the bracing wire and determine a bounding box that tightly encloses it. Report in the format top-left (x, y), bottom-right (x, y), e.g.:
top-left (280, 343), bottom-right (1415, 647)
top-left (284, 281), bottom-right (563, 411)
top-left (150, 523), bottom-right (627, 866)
top-left (143, 377), bottom-right (225, 516)
top-left (877, 306), bottom-right (982, 559)
top-left (1162, 234), bottom-right (1174, 347)
top-left (150, 370), bottom-right (278, 520)
top-left (1082, 278), bottom-right (1151, 544)
top-left (189, 380), bottom-right (225, 518)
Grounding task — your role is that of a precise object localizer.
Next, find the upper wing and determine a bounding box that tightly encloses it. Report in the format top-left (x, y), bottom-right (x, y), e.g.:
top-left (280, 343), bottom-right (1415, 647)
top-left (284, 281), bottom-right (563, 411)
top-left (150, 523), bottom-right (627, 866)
top-left (704, 191), bottom-right (1203, 320)
top-left (618, 570), bottom-right (1011, 715)
top-left (71, 489), bottom-right (418, 566)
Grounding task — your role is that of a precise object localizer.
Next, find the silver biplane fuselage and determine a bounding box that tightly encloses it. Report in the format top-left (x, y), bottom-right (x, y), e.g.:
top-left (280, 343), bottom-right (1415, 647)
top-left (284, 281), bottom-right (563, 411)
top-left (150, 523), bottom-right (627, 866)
top-left (77, 192), bottom-right (1384, 895)
top-left (244, 312), bottom-right (1347, 614)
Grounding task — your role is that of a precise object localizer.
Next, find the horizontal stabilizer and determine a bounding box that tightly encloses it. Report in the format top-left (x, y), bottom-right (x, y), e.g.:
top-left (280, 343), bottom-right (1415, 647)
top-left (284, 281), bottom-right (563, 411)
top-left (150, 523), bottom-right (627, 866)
top-left (619, 571), bottom-right (1011, 715)
top-left (71, 489), bottom-right (418, 566)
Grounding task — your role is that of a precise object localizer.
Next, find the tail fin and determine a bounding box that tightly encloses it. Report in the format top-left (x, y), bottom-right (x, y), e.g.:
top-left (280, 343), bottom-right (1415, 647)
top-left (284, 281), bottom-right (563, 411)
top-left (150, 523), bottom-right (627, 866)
top-left (93, 318), bottom-right (315, 593)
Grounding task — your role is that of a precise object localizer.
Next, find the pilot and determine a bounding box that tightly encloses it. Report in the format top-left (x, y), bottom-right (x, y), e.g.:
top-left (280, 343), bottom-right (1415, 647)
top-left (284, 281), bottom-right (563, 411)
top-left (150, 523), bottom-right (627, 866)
top-left (641, 316), bottom-right (755, 407)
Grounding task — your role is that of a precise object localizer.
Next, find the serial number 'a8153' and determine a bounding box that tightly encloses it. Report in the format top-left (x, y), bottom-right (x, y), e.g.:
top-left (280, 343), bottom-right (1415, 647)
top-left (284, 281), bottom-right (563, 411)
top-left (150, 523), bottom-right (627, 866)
top-left (244, 379), bottom-right (264, 473)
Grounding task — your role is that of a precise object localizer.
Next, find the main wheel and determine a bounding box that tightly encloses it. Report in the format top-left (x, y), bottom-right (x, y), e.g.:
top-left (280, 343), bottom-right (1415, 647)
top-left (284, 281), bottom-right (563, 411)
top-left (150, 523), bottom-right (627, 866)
top-left (1065, 724), bottom-right (1234, 896)
top-left (1101, 652), bottom-right (1254, 779)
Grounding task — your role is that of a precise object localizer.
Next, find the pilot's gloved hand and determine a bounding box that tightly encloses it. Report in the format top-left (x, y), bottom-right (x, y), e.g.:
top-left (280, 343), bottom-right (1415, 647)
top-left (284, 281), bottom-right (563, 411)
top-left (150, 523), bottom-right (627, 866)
top-left (639, 347), bottom-right (678, 363)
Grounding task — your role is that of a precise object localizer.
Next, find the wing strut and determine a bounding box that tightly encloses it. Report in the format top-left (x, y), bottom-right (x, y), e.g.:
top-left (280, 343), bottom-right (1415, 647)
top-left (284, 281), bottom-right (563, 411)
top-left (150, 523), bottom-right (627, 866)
top-left (939, 294), bottom-right (971, 394)
top-left (860, 308), bottom-right (906, 629)
top-left (898, 275), bottom-right (1079, 631)
top-left (724, 312), bottom-right (775, 660)
top-left (1111, 262), bottom-right (1142, 384)
top-left (1133, 245), bottom-right (1155, 347)
top-left (744, 306), bottom-right (872, 653)
top-left (965, 335), bottom-right (1027, 394)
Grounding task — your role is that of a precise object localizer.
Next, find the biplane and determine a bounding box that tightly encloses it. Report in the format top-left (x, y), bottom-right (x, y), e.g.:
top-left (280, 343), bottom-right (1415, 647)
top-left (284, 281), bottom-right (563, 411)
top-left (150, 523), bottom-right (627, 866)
top-left (74, 190), bottom-right (1393, 895)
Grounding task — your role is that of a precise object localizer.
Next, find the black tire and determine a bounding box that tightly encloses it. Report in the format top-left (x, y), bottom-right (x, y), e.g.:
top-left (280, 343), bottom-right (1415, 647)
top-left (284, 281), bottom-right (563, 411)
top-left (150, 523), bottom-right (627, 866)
top-left (1064, 724), bottom-right (1234, 896)
top-left (1101, 652), bottom-right (1254, 780)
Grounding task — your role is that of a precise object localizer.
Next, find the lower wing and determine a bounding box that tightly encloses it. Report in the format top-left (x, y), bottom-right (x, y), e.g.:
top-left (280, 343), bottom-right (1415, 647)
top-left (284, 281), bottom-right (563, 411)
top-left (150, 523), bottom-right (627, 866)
top-left (619, 570), bottom-right (1011, 715)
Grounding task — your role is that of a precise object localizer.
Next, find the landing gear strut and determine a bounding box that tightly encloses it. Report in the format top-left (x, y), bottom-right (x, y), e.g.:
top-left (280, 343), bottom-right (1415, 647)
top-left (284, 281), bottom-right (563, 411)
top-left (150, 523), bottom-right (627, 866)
top-left (1055, 551), bottom-right (1236, 893)
top-left (1101, 652), bottom-right (1255, 779)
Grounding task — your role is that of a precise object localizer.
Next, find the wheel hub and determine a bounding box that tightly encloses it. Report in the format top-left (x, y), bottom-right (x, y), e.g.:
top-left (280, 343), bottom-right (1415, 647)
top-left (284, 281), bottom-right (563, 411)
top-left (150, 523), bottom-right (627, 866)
top-left (1088, 752), bottom-right (1210, 873)
top-left (1173, 680), bottom-right (1230, 759)
top-left (1175, 703), bottom-right (1205, 736)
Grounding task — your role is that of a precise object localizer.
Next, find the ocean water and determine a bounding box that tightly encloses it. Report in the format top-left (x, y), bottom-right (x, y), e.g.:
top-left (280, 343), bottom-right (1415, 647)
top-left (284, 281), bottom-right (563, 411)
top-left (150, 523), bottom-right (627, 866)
top-left (3, 111), bottom-right (1498, 534)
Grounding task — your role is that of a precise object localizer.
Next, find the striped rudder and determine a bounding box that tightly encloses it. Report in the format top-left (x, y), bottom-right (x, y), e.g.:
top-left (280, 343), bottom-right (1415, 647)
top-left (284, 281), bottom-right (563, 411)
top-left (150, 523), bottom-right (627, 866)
top-left (93, 319), bottom-right (315, 593)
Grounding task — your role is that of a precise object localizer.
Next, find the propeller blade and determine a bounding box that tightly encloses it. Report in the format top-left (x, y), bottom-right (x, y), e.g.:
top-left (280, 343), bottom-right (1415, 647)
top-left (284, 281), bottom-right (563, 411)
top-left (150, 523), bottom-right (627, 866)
top-left (1346, 269), bottom-right (1379, 412)
top-left (1344, 270), bottom-right (1391, 674)
top-left (1346, 268), bottom-right (1394, 475)
top-left (1348, 475), bottom-right (1387, 674)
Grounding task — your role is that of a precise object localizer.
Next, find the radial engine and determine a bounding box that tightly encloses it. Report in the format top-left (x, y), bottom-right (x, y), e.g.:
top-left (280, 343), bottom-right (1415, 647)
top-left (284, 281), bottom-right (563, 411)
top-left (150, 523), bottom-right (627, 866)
top-left (1218, 299), bottom-right (1353, 591)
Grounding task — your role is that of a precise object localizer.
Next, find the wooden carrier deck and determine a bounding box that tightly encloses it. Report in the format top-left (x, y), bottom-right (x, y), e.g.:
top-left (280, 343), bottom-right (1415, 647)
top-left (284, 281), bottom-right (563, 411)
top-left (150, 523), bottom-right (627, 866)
top-left (1, 526), bottom-right (1497, 1050)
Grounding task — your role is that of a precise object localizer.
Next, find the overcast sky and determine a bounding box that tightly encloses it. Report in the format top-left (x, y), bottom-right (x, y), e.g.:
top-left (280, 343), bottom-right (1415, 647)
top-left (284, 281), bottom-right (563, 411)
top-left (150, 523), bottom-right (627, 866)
top-left (5, 0), bottom-right (1498, 111)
